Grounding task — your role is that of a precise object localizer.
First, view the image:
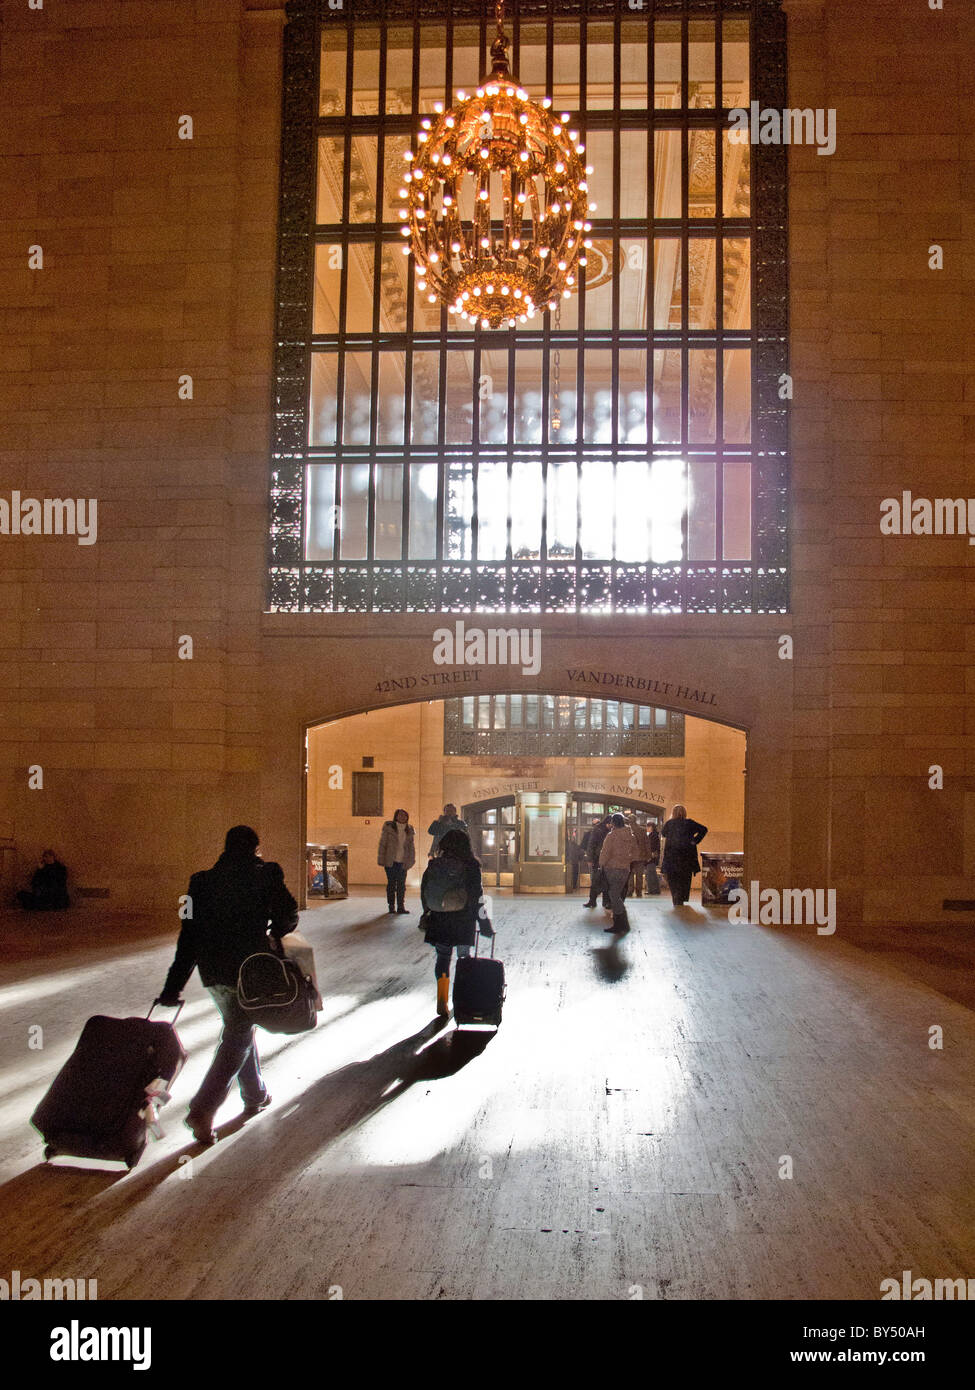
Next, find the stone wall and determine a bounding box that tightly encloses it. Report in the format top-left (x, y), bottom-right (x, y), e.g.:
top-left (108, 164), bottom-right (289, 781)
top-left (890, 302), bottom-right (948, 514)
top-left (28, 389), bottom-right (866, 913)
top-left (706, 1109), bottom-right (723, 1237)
top-left (1, 0), bottom-right (971, 931)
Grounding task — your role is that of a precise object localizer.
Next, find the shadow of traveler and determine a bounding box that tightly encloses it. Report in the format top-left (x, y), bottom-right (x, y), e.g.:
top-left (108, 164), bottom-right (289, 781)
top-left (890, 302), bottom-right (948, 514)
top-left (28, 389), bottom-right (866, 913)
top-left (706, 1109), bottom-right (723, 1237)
top-left (420, 828), bottom-right (493, 1018)
top-left (377, 809), bottom-right (416, 914)
top-left (660, 805), bottom-right (708, 907)
top-left (157, 825), bottom-right (299, 1146)
top-left (16, 850), bottom-right (69, 911)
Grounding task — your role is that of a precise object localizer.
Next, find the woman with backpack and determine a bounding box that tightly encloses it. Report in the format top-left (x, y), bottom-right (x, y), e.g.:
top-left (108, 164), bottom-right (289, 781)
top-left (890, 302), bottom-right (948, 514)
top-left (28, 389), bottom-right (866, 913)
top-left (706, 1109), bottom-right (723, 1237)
top-left (420, 828), bottom-right (493, 1017)
top-left (376, 808), bottom-right (416, 914)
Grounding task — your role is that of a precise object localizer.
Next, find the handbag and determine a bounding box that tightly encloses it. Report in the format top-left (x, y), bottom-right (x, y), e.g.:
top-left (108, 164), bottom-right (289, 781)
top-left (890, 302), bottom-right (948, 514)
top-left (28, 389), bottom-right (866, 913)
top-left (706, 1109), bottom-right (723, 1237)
top-left (237, 938), bottom-right (318, 1035)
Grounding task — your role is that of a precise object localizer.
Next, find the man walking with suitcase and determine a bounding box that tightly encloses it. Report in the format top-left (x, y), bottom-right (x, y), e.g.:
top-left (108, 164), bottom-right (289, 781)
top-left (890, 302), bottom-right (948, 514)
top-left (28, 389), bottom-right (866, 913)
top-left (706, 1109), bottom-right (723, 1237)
top-left (157, 825), bottom-right (299, 1146)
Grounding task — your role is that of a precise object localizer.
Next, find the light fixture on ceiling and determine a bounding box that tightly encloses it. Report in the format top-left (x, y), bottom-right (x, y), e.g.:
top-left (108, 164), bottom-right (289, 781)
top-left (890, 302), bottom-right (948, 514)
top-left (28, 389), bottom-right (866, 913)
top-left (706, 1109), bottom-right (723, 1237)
top-left (400, 0), bottom-right (595, 330)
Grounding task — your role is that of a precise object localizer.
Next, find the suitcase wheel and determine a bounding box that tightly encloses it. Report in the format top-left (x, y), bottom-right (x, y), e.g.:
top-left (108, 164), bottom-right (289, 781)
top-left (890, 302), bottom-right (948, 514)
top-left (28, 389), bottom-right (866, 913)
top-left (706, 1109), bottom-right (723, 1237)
top-left (44, 1144), bottom-right (57, 1161)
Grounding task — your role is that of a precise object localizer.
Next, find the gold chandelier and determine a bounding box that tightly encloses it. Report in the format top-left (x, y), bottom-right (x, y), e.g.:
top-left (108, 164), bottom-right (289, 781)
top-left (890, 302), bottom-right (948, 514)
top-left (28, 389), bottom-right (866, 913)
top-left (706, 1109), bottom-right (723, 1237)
top-left (399, 0), bottom-right (595, 330)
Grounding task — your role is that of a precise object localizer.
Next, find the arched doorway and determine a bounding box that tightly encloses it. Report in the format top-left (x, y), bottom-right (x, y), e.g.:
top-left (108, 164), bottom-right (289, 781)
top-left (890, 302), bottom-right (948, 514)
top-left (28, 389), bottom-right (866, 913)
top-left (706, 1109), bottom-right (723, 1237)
top-left (304, 693), bottom-right (744, 901)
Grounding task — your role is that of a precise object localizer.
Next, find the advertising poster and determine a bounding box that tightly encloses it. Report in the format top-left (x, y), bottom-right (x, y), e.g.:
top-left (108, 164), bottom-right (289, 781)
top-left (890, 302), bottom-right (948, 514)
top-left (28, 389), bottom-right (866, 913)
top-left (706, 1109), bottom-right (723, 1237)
top-left (700, 852), bottom-right (745, 906)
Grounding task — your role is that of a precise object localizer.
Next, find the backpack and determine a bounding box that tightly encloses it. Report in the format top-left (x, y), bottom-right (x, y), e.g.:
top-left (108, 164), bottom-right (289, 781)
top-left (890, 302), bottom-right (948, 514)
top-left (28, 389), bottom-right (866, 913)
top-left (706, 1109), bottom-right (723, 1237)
top-left (423, 857), bottom-right (469, 912)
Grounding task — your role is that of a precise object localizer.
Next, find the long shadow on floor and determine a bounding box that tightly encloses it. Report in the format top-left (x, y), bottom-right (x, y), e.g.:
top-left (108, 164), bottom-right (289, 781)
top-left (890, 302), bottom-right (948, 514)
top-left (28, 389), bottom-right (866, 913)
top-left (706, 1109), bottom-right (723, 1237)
top-left (591, 936), bottom-right (629, 983)
top-left (0, 1017), bottom-right (495, 1270)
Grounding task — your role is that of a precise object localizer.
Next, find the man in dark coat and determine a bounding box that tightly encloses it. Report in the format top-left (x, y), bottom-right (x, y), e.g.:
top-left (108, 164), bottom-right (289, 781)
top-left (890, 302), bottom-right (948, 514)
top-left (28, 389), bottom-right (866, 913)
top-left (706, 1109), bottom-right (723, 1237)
top-left (427, 803), bottom-right (468, 857)
top-left (157, 825), bottom-right (299, 1145)
top-left (17, 849), bottom-right (69, 910)
top-left (582, 816), bottom-right (613, 909)
top-left (660, 806), bottom-right (708, 906)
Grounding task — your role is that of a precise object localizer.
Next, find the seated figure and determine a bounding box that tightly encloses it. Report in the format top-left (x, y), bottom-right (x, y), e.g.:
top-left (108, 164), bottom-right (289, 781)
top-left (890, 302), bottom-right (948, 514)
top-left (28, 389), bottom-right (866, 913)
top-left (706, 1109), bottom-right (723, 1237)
top-left (17, 850), bottom-right (70, 911)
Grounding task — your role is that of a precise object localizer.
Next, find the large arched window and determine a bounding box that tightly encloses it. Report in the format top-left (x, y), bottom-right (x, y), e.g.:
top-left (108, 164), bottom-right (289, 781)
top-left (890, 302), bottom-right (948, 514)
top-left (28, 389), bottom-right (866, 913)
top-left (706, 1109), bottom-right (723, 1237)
top-left (269, 0), bottom-right (787, 614)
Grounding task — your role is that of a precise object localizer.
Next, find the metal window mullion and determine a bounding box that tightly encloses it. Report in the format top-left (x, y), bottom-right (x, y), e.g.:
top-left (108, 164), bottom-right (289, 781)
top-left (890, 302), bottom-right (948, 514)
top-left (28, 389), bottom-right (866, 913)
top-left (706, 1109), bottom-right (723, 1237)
top-left (679, 10), bottom-right (690, 592)
top-left (472, 338), bottom-right (481, 569)
top-left (648, 4), bottom-right (657, 616)
top-left (436, 347), bottom-right (448, 568)
top-left (541, 292), bottom-right (551, 568)
top-left (506, 333), bottom-right (515, 578)
top-left (715, 87), bottom-right (726, 598)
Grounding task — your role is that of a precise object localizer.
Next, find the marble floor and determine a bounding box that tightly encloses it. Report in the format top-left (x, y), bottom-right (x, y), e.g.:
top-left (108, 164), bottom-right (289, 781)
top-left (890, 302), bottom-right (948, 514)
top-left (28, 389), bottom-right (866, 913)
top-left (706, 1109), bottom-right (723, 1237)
top-left (0, 890), bottom-right (973, 1300)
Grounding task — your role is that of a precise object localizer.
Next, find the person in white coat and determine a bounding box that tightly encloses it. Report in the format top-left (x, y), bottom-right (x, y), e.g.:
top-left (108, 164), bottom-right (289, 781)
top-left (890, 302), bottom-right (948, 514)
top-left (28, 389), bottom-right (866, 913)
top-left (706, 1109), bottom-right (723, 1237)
top-left (377, 809), bottom-right (416, 914)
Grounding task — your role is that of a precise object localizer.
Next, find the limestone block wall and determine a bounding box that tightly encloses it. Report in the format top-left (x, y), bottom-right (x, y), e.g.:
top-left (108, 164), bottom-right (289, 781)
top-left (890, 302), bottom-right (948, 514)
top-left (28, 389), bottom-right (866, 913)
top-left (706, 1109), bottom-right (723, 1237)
top-left (785, 0), bottom-right (975, 927)
top-left (0, 1), bottom-right (282, 906)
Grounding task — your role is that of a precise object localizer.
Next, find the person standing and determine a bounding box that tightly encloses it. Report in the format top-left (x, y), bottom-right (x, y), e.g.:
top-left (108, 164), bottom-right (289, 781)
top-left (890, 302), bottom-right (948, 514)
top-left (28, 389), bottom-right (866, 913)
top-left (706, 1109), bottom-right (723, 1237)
top-left (647, 823), bottom-right (661, 867)
top-left (660, 805), bottom-right (708, 907)
top-left (627, 816), bottom-right (649, 898)
top-left (566, 831), bottom-right (583, 892)
top-left (377, 808), bottom-right (416, 914)
top-left (427, 802), bottom-right (468, 857)
top-left (582, 815), bottom-right (613, 909)
top-left (16, 849), bottom-right (70, 910)
top-left (597, 814), bottom-right (639, 935)
top-left (645, 821), bottom-right (662, 894)
top-left (420, 829), bottom-right (492, 1017)
top-left (157, 825), bottom-right (299, 1146)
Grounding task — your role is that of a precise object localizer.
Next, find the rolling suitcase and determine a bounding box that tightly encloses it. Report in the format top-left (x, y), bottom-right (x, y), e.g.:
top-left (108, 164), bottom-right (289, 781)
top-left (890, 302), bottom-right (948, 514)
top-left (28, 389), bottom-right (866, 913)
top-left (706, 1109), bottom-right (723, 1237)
top-left (452, 928), bottom-right (505, 1028)
top-left (31, 1002), bottom-right (186, 1170)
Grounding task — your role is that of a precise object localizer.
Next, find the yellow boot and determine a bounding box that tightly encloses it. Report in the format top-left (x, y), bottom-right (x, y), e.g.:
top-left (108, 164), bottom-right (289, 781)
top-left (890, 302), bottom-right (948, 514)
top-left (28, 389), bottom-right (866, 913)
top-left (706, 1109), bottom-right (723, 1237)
top-left (436, 974), bottom-right (450, 1017)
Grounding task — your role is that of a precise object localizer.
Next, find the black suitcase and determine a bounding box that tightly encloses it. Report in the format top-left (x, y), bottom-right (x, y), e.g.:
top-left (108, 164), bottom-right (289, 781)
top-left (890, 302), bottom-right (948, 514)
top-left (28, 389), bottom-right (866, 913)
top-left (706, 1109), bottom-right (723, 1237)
top-left (31, 1003), bottom-right (186, 1169)
top-left (453, 929), bottom-right (505, 1028)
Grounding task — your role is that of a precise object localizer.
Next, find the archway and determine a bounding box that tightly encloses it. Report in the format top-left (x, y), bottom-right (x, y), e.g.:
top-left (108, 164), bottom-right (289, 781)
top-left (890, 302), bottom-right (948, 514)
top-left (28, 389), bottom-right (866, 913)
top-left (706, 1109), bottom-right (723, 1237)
top-left (302, 692), bottom-right (745, 904)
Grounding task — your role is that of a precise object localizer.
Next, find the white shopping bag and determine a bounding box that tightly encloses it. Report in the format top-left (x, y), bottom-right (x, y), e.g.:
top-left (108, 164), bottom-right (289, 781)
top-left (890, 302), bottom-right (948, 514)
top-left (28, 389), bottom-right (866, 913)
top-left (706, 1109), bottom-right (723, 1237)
top-left (280, 930), bottom-right (323, 1011)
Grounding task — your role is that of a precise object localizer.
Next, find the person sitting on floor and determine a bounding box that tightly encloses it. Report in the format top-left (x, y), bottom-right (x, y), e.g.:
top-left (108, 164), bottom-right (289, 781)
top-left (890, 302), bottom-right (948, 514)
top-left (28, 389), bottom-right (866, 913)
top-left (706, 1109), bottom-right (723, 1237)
top-left (17, 850), bottom-right (70, 911)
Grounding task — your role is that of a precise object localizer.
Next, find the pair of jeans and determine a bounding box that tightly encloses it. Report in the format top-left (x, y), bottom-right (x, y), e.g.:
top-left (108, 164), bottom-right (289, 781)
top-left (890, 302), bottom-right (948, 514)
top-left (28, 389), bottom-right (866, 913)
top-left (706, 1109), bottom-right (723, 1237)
top-left (433, 943), bottom-right (470, 979)
top-left (384, 862), bottom-right (407, 909)
top-left (603, 867), bottom-right (630, 916)
top-left (190, 983), bottom-right (267, 1121)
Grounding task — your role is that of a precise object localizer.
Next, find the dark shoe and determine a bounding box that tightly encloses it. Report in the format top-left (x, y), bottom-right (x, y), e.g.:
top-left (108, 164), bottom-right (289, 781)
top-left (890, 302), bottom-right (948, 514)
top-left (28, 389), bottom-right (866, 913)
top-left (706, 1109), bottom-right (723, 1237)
top-left (184, 1113), bottom-right (216, 1146)
top-left (396, 907), bottom-right (410, 914)
top-left (242, 1093), bottom-right (272, 1119)
top-left (583, 901), bottom-right (596, 909)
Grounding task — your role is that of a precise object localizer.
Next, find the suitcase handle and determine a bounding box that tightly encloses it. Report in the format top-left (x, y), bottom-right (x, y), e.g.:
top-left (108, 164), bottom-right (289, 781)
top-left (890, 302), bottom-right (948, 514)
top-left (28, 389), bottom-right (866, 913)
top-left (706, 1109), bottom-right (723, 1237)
top-left (473, 925), bottom-right (495, 958)
top-left (149, 998), bottom-right (185, 1022)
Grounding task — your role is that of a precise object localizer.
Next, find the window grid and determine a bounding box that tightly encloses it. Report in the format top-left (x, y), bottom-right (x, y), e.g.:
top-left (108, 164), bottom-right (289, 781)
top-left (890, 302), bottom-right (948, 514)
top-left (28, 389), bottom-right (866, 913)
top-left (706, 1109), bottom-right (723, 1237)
top-left (444, 695), bottom-right (685, 758)
top-left (269, 0), bottom-right (788, 615)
